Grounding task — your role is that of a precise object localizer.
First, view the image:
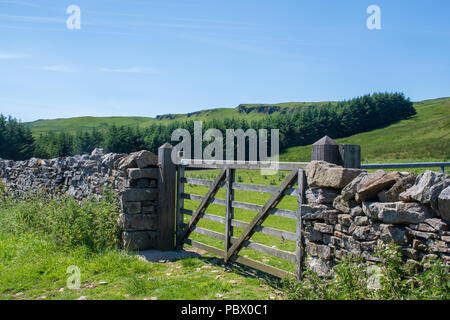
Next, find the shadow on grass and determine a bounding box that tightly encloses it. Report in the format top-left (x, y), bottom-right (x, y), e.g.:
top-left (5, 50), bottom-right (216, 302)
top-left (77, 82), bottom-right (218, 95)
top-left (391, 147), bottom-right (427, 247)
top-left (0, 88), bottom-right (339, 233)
top-left (191, 255), bottom-right (285, 290)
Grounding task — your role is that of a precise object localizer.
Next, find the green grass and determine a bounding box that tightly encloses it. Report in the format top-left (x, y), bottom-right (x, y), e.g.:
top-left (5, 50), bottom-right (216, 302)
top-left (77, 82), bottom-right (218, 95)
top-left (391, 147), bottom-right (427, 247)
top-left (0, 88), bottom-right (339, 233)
top-left (24, 100), bottom-right (336, 135)
top-left (0, 191), bottom-right (282, 300)
top-left (280, 97), bottom-right (450, 166)
top-left (0, 231), bottom-right (281, 300)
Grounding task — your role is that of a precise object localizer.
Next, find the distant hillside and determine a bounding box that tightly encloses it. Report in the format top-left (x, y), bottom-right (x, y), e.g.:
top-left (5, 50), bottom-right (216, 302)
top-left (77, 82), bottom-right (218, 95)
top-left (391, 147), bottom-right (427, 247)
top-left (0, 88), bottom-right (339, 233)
top-left (24, 101), bottom-right (335, 135)
top-left (280, 97), bottom-right (450, 164)
top-left (22, 96), bottom-right (449, 165)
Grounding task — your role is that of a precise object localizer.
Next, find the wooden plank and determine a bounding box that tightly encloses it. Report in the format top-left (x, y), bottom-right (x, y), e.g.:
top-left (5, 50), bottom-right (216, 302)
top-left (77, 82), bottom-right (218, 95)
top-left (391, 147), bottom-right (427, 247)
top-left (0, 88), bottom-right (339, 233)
top-left (231, 201), bottom-right (297, 220)
top-left (233, 183), bottom-right (297, 196)
top-left (242, 240), bottom-right (296, 263)
top-left (181, 209), bottom-right (296, 241)
top-left (188, 224), bottom-right (295, 262)
top-left (182, 209), bottom-right (226, 224)
top-left (182, 193), bottom-right (298, 219)
top-left (182, 193), bottom-right (227, 206)
top-left (224, 168), bottom-right (235, 257)
top-left (183, 239), bottom-right (295, 279)
top-left (183, 177), bottom-right (225, 188)
top-left (176, 166), bottom-right (185, 250)
top-left (180, 159), bottom-right (308, 171)
top-left (192, 226), bottom-right (224, 240)
top-left (179, 169), bottom-right (227, 245)
top-left (184, 238), bottom-right (224, 256)
top-left (296, 169), bottom-right (305, 280)
top-left (224, 169), bottom-right (299, 262)
top-left (157, 143), bottom-right (176, 250)
top-left (231, 219), bottom-right (297, 241)
top-left (182, 177), bottom-right (297, 196)
top-left (232, 255), bottom-right (295, 279)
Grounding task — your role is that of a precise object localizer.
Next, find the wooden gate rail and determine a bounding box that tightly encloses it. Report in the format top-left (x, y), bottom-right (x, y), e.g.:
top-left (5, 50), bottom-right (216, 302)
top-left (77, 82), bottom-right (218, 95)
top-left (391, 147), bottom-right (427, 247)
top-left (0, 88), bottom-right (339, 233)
top-left (182, 177), bottom-right (298, 196)
top-left (180, 208), bottom-right (297, 241)
top-left (176, 161), bottom-right (307, 279)
top-left (179, 169), bottom-right (226, 243)
top-left (181, 193), bottom-right (298, 219)
top-left (224, 169), bottom-right (298, 262)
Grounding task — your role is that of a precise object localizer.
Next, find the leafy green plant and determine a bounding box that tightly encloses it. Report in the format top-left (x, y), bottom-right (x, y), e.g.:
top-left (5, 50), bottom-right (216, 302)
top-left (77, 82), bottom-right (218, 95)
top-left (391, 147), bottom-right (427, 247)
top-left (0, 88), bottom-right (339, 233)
top-left (281, 244), bottom-right (449, 300)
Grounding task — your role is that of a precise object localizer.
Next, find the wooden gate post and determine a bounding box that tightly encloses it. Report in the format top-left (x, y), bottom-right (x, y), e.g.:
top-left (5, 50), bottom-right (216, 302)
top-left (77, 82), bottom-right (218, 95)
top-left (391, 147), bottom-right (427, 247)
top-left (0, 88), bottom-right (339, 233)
top-left (296, 169), bottom-right (305, 280)
top-left (176, 166), bottom-right (185, 250)
top-left (338, 144), bottom-right (361, 168)
top-left (224, 168), bottom-right (235, 258)
top-left (311, 136), bottom-right (361, 169)
top-left (311, 136), bottom-right (340, 165)
top-left (158, 143), bottom-right (176, 250)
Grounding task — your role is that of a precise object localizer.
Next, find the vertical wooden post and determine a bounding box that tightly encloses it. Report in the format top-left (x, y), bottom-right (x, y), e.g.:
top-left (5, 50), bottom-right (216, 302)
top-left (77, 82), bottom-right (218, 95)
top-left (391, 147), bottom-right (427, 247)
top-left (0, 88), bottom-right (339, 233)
top-left (311, 136), bottom-right (340, 165)
top-left (296, 169), bottom-right (305, 280)
top-left (158, 143), bottom-right (176, 251)
top-left (339, 144), bottom-right (361, 168)
top-left (176, 166), bottom-right (185, 250)
top-left (224, 168), bottom-right (235, 259)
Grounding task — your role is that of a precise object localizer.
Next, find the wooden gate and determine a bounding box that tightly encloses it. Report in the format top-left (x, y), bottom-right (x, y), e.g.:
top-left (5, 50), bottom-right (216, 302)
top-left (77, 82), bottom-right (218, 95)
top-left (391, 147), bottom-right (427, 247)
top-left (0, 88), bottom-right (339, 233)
top-left (176, 160), bottom-right (307, 279)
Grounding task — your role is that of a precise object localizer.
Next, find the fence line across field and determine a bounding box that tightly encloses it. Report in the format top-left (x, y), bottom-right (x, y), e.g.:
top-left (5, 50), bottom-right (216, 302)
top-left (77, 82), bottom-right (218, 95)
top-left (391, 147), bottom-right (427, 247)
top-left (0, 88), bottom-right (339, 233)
top-left (361, 162), bottom-right (449, 173)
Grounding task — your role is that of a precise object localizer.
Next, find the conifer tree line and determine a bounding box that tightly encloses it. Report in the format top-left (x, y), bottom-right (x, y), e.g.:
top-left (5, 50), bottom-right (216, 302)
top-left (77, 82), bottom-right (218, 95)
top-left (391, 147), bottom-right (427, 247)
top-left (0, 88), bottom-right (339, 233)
top-left (1, 93), bottom-right (416, 161)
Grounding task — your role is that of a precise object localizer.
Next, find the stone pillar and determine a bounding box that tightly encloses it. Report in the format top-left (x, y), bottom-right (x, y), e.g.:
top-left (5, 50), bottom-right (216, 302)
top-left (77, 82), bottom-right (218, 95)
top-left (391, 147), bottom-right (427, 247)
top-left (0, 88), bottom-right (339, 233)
top-left (119, 168), bottom-right (159, 251)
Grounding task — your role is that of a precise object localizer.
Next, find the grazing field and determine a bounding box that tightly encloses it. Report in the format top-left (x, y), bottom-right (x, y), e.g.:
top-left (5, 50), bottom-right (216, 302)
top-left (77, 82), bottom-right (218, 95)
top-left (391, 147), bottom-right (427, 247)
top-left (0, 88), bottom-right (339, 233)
top-left (280, 97), bottom-right (450, 169)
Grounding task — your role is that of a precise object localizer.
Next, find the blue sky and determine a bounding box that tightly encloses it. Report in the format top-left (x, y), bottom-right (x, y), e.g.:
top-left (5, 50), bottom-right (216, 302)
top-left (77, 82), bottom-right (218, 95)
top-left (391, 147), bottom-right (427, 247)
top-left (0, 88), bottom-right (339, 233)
top-left (0, 0), bottom-right (449, 122)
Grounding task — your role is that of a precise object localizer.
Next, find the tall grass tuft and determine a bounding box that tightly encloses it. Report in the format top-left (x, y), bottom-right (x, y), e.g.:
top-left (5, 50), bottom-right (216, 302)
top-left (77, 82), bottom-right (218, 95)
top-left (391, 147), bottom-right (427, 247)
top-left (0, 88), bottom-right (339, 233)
top-left (0, 187), bottom-right (121, 252)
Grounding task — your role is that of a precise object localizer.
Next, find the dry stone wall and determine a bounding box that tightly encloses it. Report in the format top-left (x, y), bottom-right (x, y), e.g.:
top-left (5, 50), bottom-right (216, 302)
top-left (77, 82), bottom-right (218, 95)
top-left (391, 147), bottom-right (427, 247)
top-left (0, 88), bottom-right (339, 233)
top-left (303, 161), bottom-right (450, 277)
top-left (2, 147), bottom-right (450, 271)
top-left (0, 148), bottom-right (161, 251)
top-left (0, 148), bottom-right (128, 199)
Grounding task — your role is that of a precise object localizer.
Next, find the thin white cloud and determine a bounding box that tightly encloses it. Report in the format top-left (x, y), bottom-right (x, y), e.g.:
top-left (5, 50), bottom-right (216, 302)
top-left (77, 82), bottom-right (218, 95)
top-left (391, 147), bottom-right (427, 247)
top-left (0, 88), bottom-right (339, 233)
top-left (32, 65), bottom-right (74, 72)
top-left (99, 67), bottom-right (158, 74)
top-left (0, 0), bottom-right (41, 7)
top-left (0, 14), bottom-right (63, 24)
top-left (0, 53), bottom-right (26, 59)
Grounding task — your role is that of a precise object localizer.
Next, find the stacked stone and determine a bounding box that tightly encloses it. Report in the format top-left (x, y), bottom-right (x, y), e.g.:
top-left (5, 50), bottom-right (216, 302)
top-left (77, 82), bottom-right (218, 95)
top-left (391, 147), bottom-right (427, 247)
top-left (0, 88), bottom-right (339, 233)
top-left (302, 161), bottom-right (450, 277)
top-left (0, 148), bottom-right (162, 252)
top-left (117, 151), bottom-right (160, 251)
top-left (0, 148), bottom-right (128, 200)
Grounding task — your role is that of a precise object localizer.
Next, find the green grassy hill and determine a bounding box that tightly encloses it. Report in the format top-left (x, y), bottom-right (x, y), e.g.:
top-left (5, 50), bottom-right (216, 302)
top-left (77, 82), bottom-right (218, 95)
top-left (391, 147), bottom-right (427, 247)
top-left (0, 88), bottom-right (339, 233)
top-left (280, 97), bottom-right (450, 164)
top-left (24, 101), bottom-right (333, 135)
top-left (24, 97), bottom-right (449, 164)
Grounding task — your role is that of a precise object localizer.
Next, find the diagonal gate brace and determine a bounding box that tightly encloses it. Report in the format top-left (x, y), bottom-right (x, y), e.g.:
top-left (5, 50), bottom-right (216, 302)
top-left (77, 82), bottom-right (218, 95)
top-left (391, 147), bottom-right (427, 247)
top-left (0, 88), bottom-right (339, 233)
top-left (179, 168), bottom-right (227, 246)
top-left (224, 169), bottom-right (299, 262)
